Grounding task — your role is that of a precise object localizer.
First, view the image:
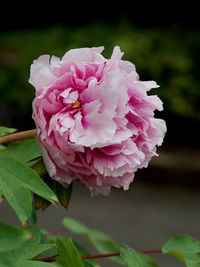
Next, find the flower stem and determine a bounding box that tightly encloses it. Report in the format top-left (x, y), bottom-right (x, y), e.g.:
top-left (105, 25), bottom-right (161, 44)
top-left (0, 129), bottom-right (36, 144)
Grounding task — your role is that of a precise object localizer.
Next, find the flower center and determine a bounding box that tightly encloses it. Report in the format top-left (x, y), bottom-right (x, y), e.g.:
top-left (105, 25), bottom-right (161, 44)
top-left (72, 100), bottom-right (81, 109)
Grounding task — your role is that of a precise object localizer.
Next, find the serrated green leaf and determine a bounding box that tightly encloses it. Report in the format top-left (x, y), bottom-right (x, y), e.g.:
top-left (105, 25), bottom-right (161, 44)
top-left (120, 246), bottom-right (158, 267)
top-left (1, 139), bottom-right (41, 163)
top-left (0, 223), bottom-right (32, 252)
top-left (0, 154), bottom-right (57, 223)
top-left (0, 126), bottom-right (16, 137)
top-left (162, 235), bottom-right (200, 266)
top-left (56, 238), bottom-right (84, 267)
top-left (62, 217), bottom-right (89, 235)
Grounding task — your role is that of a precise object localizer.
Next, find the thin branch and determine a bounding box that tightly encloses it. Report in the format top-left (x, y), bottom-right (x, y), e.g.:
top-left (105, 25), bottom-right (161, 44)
top-left (82, 252), bottom-right (120, 259)
top-left (47, 226), bottom-right (67, 237)
top-left (36, 249), bottom-right (162, 262)
top-left (0, 129), bottom-right (36, 144)
top-left (140, 249), bottom-right (162, 254)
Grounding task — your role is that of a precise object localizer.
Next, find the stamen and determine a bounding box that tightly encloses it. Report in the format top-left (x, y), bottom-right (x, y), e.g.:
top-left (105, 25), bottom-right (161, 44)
top-left (72, 100), bottom-right (81, 109)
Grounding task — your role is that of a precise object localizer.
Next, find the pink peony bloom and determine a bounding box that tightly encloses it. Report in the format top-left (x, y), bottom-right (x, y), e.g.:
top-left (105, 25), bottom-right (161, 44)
top-left (30, 46), bottom-right (166, 196)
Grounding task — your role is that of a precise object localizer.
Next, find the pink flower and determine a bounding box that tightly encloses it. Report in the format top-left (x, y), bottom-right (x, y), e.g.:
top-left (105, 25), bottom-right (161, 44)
top-left (30, 46), bottom-right (166, 196)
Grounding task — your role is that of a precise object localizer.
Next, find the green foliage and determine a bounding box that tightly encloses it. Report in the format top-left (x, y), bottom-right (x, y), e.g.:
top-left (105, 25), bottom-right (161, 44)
top-left (162, 235), bottom-right (200, 266)
top-left (120, 246), bottom-right (158, 267)
top-left (87, 229), bottom-right (124, 264)
top-left (0, 153), bottom-right (57, 224)
top-left (0, 126), bottom-right (16, 137)
top-left (62, 217), bottom-right (89, 235)
top-left (0, 130), bottom-right (72, 224)
top-left (62, 217), bottom-right (125, 265)
top-left (0, 223), bottom-right (32, 252)
top-left (72, 241), bottom-right (100, 267)
top-left (0, 22), bottom-right (200, 128)
top-left (56, 238), bottom-right (84, 267)
top-left (0, 226), bottom-right (56, 267)
top-left (1, 139), bottom-right (41, 163)
top-left (34, 174), bottom-right (73, 211)
top-left (1, 127), bottom-right (200, 266)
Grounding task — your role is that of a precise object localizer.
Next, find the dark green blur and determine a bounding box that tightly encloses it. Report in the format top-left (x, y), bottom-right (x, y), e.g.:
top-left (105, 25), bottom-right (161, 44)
top-left (0, 21), bottom-right (199, 145)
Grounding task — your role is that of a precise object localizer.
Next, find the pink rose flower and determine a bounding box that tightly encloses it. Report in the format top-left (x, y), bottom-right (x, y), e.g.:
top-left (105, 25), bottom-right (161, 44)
top-left (30, 46), bottom-right (166, 196)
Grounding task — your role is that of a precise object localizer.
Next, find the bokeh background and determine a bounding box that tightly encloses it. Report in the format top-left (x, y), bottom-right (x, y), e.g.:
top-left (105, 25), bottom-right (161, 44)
top-left (1, 2), bottom-right (200, 266)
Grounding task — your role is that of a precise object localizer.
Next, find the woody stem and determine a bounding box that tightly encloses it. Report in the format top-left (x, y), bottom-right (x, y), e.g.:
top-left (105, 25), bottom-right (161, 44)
top-left (0, 129), bottom-right (36, 144)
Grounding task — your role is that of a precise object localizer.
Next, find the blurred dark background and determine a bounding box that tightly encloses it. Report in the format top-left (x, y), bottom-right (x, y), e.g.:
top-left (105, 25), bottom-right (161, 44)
top-left (0, 1), bottom-right (200, 147)
top-left (1, 2), bottom-right (200, 266)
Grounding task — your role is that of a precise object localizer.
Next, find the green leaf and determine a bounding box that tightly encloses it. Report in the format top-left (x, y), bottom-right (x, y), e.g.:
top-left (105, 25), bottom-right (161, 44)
top-left (36, 175), bottom-right (73, 211)
top-left (83, 261), bottom-right (100, 267)
top-left (56, 182), bottom-right (72, 209)
top-left (88, 230), bottom-right (111, 241)
top-left (56, 238), bottom-right (84, 267)
top-left (30, 199), bottom-right (37, 225)
top-left (1, 139), bottom-right (41, 163)
top-left (62, 217), bottom-right (89, 235)
top-left (0, 154), bottom-right (57, 223)
top-left (0, 258), bottom-right (57, 267)
top-left (12, 227), bottom-right (55, 260)
top-left (19, 261), bottom-right (57, 267)
top-left (0, 223), bottom-right (32, 252)
top-left (120, 246), bottom-right (158, 267)
top-left (0, 257), bottom-right (15, 267)
top-left (33, 174), bottom-right (56, 211)
top-left (162, 235), bottom-right (200, 266)
top-left (0, 179), bottom-right (32, 224)
top-left (73, 241), bottom-right (99, 267)
top-left (88, 230), bottom-right (124, 265)
top-left (0, 154), bottom-right (57, 201)
top-left (0, 145), bottom-right (6, 151)
top-left (62, 217), bottom-right (124, 265)
top-left (0, 126), bottom-right (16, 137)
top-left (0, 227), bottom-right (56, 267)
